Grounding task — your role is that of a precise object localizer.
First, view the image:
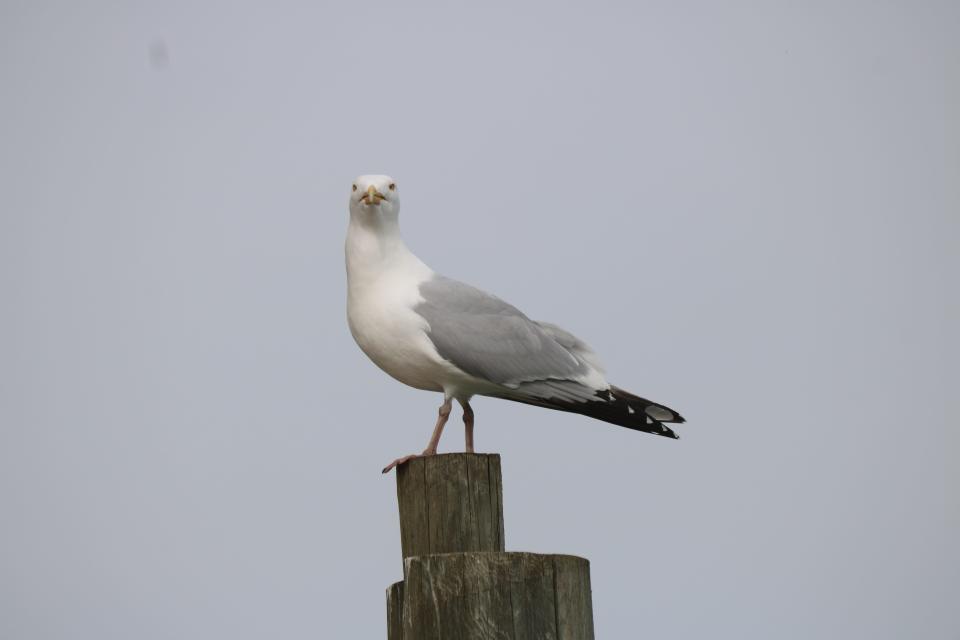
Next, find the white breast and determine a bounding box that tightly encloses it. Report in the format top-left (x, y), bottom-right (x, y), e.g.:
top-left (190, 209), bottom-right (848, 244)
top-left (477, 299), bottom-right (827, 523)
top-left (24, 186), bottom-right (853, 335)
top-left (348, 278), bottom-right (452, 393)
top-left (345, 221), bottom-right (452, 393)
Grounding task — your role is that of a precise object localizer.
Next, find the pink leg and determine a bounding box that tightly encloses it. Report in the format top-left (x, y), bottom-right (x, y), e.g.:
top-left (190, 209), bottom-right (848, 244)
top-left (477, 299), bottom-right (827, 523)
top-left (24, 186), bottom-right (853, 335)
top-left (460, 400), bottom-right (475, 453)
top-left (382, 398), bottom-right (453, 473)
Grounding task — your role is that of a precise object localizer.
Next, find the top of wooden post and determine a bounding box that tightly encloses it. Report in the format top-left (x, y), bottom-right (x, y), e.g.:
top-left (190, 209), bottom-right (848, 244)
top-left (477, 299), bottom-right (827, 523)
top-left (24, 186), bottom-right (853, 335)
top-left (395, 453), bottom-right (505, 560)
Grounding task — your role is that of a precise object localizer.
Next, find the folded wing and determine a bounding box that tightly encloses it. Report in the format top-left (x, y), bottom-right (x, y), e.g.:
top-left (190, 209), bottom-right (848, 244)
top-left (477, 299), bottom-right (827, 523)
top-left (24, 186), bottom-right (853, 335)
top-left (415, 275), bottom-right (683, 438)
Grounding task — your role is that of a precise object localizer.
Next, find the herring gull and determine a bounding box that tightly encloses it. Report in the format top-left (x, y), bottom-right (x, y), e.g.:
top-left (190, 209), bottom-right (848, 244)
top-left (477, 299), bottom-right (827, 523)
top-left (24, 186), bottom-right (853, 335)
top-left (344, 175), bottom-right (685, 473)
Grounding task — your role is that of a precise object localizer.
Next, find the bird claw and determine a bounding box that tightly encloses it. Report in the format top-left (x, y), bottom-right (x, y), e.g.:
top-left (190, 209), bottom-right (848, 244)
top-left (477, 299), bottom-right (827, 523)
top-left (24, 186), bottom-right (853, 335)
top-left (381, 450), bottom-right (436, 474)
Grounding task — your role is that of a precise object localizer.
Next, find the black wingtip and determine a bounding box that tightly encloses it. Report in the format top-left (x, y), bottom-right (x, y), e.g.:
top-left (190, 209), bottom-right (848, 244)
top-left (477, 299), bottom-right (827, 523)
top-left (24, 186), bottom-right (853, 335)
top-left (493, 386), bottom-right (686, 439)
top-left (657, 422), bottom-right (680, 439)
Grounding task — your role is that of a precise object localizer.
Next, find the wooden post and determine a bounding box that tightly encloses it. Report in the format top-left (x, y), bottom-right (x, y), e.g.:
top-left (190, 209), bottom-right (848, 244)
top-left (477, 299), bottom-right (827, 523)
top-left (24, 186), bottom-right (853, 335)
top-left (386, 453), bottom-right (595, 639)
top-left (386, 581), bottom-right (404, 640)
top-left (396, 453), bottom-right (505, 559)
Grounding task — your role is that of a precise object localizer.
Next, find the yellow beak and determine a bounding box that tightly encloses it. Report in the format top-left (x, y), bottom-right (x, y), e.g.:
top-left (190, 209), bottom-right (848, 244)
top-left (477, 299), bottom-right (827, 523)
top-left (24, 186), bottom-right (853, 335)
top-left (363, 184), bottom-right (385, 204)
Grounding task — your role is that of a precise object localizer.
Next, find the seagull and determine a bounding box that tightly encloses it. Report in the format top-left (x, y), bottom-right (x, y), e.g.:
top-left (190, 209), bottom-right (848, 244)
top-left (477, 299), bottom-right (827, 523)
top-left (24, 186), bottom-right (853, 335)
top-left (344, 175), bottom-right (685, 473)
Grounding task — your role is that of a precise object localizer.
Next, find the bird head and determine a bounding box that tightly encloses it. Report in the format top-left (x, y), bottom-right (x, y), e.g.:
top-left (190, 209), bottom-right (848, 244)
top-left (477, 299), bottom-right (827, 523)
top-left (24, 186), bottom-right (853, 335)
top-left (348, 175), bottom-right (400, 224)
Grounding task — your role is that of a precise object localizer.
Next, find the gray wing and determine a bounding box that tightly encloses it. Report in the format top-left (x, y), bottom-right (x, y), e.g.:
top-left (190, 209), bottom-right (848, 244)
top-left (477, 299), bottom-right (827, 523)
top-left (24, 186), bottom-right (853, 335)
top-left (415, 276), bottom-right (594, 388)
top-left (417, 275), bottom-right (683, 438)
top-left (533, 321), bottom-right (606, 376)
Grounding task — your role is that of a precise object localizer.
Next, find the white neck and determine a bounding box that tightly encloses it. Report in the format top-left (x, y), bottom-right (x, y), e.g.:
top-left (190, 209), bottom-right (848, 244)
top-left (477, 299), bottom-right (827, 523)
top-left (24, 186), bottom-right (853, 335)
top-left (345, 216), bottom-right (432, 293)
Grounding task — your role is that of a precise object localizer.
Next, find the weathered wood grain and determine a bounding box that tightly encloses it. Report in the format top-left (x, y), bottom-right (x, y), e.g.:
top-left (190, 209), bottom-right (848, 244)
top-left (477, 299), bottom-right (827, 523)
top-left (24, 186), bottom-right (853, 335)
top-left (401, 552), bottom-right (594, 640)
top-left (387, 453), bottom-right (594, 639)
top-left (396, 454), bottom-right (504, 560)
top-left (553, 555), bottom-right (595, 640)
top-left (386, 581), bottom-right (404, 640)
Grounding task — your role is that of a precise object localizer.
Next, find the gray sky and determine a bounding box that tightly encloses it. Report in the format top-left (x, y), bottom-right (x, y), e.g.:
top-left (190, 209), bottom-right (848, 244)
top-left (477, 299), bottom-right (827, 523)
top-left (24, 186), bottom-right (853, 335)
top-left (1, 1), bottom-right (957, 638)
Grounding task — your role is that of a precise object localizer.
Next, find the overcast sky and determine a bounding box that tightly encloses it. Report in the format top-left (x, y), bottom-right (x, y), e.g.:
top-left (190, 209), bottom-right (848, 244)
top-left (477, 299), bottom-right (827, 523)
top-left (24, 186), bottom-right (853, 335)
top-left (1, 1), bottom-right (958, 638)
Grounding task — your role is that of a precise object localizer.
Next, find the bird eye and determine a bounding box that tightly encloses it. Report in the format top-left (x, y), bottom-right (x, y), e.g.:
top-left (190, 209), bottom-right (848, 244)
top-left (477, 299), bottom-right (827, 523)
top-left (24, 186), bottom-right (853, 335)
top-left (388, 183), bottom-right (396, 191)
top-left (352, 184), bottom-right (357, 192)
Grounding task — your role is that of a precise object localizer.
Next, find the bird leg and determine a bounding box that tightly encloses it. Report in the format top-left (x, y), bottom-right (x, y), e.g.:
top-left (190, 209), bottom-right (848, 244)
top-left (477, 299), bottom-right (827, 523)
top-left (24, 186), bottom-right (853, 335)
top-left (381, 398), bottom-right (452, 473)
top-left (460, 400), bottom-right (475, 453)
